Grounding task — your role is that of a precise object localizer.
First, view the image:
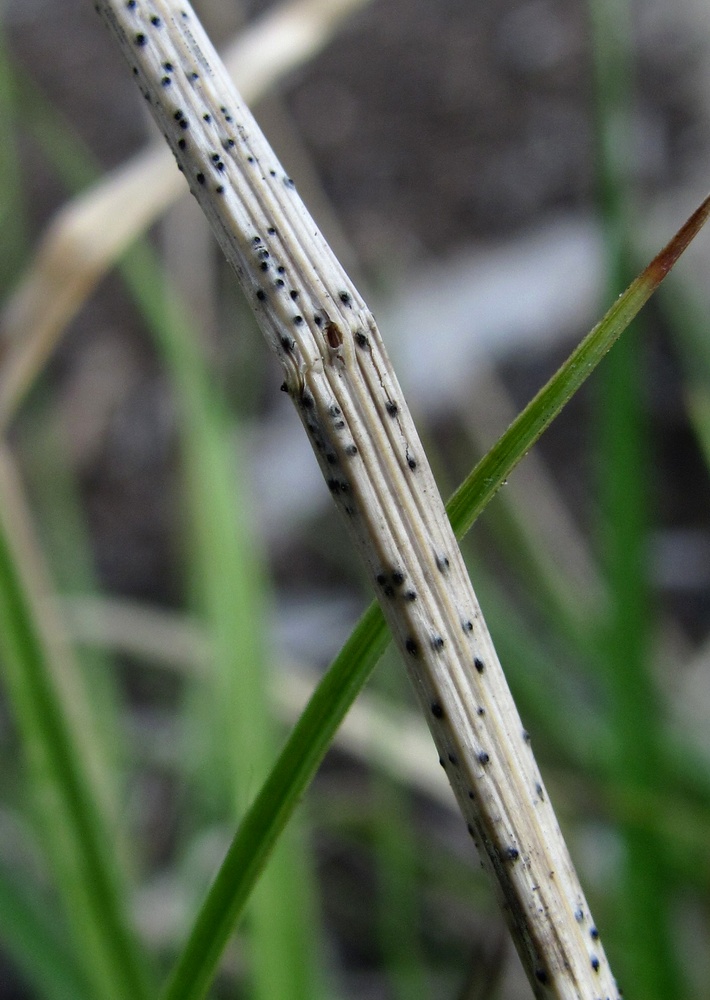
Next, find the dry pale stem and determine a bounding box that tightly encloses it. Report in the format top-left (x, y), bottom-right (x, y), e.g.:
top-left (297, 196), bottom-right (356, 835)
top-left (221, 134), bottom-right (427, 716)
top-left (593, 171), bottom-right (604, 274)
top-left (95, 2), bottom-right (619, 997)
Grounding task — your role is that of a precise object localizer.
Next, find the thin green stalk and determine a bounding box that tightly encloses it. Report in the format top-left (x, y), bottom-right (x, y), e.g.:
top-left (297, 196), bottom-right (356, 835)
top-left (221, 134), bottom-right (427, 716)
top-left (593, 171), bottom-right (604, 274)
top-left (0, 857), bottom-right (91, 1000)
top-left (0, 448), bottom-right (153, 1000)
top-left (161, 196), bottom-right (709, 1000)
top-left (589, 0), bottom-right (682, 994)
top-left (0, 20), bottom-right (28, 292)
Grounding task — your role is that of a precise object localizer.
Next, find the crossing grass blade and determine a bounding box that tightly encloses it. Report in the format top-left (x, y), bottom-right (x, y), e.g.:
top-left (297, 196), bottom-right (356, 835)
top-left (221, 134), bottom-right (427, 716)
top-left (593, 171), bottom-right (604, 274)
top-left (161, 194), bottom-right (710, 1000)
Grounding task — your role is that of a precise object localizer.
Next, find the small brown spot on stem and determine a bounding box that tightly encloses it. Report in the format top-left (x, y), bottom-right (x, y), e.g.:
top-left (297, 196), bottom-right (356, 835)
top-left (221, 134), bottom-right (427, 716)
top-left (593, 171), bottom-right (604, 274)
top-left (325, 322), bottom-right (343, 349)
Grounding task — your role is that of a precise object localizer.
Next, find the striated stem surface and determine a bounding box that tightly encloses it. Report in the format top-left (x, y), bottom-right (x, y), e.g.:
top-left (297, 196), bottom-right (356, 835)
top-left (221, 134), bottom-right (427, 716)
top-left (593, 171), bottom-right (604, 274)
top-left (94, 2), bottom-right (619, 996)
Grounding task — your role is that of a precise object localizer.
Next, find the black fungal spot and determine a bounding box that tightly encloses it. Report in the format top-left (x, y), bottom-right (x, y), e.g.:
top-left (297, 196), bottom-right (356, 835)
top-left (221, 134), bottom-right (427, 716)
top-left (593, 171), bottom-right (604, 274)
top-left (535, 969), bottom-right (548, 985)
top-left (591, 957), bottom-right (600, 973)
top-left (575, 909), bottom-right (584, 923)
top-left (161, 76), bottom-right (172, 87)
top-left (405, 638), bottom-right (418, 656)
top-left (431, 636), bottom-right (445, 651)
top-left (329, 405), bottom-right (341, 417)
top-left (326, 453), bottom-right (338, 466)
top-left (135, 32), bottom-right (147, 45)
top-left (404, 590), bottom-right (417, 601)
top-left (126, 0), bottom-right (137, 7)
top-left (335, 421), bottom-right (345, 431)
top-left (256, 289), bottom-right (266, 301)
top-left (253, 236), bottom-right (262, 244)
top-left (385, 401), bottom-right (398, 417)
top-left (435, 554), bottom-right (450, 573)
top-left (474, 657), bottom-right (485, 674)
top-left (478, 752), bottom-right (490, 765)
top-left (150, 15), bottom-right (161, 26)
top-left (260, 261), bottom-right (269, 272)
top-left (392, 571), bottom-right (404, 586)
top-left (284, 176), bottom-right (295, 187)
top-left (177, 138), bottom-right (186, 149)
top-left (590, 927), bottom-right (599, 940)
top-left (467, 823), bottom-right (475, 838)
top-left (267, 226), bottom-right (277, 235)
top-left (247, 156), bottom-right (255, 164)
top-left (339, 291), bottom-right (352, 305)
top-left (536, 782), bottom-right (545, 800)
top-left (225, 138), bottom-right (235, 148)
top-left (179, 120), bottom-right (189, 130)
top-left (477, 706), bottom-right (485, 716)
top-left (522, 729), bottom-right (531, 743)
top-left (448, 753), bottom-right (458, 766)
top-left (345, 444), bottom-right (358, 457)
top-left (216, 185), bottom-right (225, 194)
top-left (463, 620), bottom-right (473, 632)
top-left (407, 456), bottom-right (417, 470)
top-left (196, 173), bottom-right (205, 185)
top-left (355, 331), bottom-right (369, 348)
top-left (439, 757), bottom-right (446, 769)
top-left (431, 703), bottom-right (444, 719)
top-left (289, 289), bottom-right (299, 300)
top-left (275, 278), bottom-right (285, 288)
top-left (301, 392), bottom-right (314, 409)
top-left (163, 62), bottom-right (173, 72)
top-left (505, 847), bottom-right (519, 862)
top-left (189, 72), bottom-right (199, 81)
top-left (314, 315), bottom-right (323, 327)
top-left (280, 382), bottom-right (289, 393)
top-left (280, 337), bottom-right (295, 353)
top-left (293, 315), bottom-right (304, 325)
top-left (376, 573), bottom-right (387, 586)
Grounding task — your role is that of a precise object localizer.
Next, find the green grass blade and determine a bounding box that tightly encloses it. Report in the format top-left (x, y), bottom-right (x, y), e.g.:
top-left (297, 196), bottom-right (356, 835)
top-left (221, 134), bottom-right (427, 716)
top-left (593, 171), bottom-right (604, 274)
top-left (161, 197), bottom-right (710, 1000)
top-left (0, 857), bottom-right (92, 1000)
top-left (0, 447), bottom-right (152, 1000)
top-left (589, 0), bottom-right (686, 992)
top-left (121, 249), bottom-right (326, 1000)
top-left (161, 603), bottom-right (390, 1000)
top-left (446, 193), bottom-right (710, 541)
top-left (0, 23), bottom-right (29, 293)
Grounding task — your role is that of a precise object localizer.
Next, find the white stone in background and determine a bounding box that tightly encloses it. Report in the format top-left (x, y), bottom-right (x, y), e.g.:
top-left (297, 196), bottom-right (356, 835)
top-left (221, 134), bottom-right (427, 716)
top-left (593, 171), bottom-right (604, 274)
top-left (380, 214), bottom-right (604, 412)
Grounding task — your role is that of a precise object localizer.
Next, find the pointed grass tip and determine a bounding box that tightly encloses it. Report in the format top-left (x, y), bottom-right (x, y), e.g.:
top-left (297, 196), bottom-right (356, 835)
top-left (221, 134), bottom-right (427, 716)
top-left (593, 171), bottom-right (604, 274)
top-left (644, 192), bottom-right (710, 287)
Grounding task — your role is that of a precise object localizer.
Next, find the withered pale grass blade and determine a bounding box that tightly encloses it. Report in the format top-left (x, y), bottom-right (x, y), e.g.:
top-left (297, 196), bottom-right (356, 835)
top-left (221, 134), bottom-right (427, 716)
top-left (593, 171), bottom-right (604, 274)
top-left (0, 0), bottom-right (371, 428)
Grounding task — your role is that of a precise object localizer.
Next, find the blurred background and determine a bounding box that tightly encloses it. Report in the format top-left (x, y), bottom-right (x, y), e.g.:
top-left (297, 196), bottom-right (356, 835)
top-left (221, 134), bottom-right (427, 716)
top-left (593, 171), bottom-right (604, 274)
top-left (1, 0), bottom-right (710, 997)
